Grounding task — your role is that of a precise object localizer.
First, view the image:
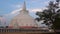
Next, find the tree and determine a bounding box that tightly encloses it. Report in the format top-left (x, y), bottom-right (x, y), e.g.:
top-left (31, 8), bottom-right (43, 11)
top-left (36, 0), bottom-right (60, 32)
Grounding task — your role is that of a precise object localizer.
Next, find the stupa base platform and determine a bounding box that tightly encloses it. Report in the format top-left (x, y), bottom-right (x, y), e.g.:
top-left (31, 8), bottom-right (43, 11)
top-left (0, 28), bottom-right (54, 34)
top-left (0, 32), bottom-right (55, 34)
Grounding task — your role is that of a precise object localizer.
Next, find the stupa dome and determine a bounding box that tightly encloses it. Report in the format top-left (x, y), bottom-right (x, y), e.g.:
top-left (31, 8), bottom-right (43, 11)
top-left (0, 16), bottom-right (6, 27)
top-left (9, 1), bottom-right (38, 29)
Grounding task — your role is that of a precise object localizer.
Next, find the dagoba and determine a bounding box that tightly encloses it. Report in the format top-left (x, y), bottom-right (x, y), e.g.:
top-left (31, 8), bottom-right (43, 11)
top-left (0, 16), bottom-right (6, 27)
top-left (9, 1), bottom-right (38, 29)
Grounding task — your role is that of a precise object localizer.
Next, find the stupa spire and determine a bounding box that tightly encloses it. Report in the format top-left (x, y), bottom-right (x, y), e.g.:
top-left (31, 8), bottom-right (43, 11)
top-left (22, 1), bottom-right (26, 11)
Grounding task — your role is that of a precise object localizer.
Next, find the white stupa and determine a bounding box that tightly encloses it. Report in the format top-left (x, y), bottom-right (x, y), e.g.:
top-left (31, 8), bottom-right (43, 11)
top-left (9, 1), bottom-right (38, 28)
top-left (0, 16), bottom-right (6, 27)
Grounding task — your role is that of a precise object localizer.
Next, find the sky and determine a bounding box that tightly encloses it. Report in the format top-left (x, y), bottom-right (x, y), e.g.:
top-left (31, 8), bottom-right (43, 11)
top-left (0, 0), bottom-right (55, 26)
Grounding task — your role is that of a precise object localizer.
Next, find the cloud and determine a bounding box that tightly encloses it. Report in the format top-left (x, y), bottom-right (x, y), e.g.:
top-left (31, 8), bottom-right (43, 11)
top-left (29, 8), bottom-right (42, 13)
top-left (4, 7), bottom-right (48, 17)
top-left (27, 0), bottom-right (40, 3)
top-left (4, 9), bottom-right (21, 17)
top-left (29, 7), bottom-right (48, 13)
top-left (10, 9), bottom-right (22, 14)
top-left (4, 6), bottom-right (48, 19)
top-left (27, 0), bottom-right (53, 4)
top-left (11, 4), bottom-right (22, 9)
top-left (6, 0), bottom-right (53, 16)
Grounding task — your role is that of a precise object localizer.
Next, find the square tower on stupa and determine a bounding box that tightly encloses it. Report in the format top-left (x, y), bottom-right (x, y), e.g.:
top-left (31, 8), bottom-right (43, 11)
top-left (9, 1), bottom-right (38, 29)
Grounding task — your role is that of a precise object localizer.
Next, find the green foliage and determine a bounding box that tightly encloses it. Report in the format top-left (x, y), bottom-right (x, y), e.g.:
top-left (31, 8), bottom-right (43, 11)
top-left (36, 0), bottom-right (60, 29)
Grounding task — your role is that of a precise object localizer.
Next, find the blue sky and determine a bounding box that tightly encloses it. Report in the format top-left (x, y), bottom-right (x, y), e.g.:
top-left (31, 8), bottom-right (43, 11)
top-left (0, 0), bottom-right (55, 15)
top-left (0, 0), bottom-right (55, 26)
